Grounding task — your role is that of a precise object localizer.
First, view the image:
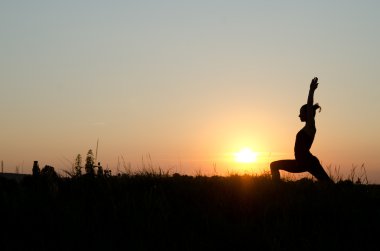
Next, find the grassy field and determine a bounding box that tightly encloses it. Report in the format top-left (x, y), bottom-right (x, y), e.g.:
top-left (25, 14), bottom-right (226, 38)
top-left (1, 173), bottom-right (379, 250)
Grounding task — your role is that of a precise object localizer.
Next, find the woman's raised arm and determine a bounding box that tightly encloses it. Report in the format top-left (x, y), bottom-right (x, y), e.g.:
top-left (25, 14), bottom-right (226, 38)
top-left (308, 77), bottom-right (318, 105)
top-left (306, 77), bottom-right (319, 126)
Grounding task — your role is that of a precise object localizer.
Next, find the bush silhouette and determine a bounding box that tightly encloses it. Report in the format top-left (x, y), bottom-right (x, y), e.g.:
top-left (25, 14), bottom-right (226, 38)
top-left (85, 149), bottom-right (95, 176)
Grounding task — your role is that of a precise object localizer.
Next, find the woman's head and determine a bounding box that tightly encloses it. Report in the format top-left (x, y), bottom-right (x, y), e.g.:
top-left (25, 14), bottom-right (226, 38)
top-left (299, 103), bottom-right (321, 122)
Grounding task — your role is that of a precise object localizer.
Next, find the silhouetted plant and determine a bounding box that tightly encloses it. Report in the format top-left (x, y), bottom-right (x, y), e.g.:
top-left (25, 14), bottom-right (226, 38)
top-left (73, 154), bottom-right (82, 177)
top-left (104, 168), bottom-right (112, 177)
top-left (97, 162), bottom-right (104, 176)
top-left (37, 165), bottom-right (59, 196)
top-left (348, 163), bottom-right (368, 184)
top-left (40, 165), bottom-right (58, 179)
top-left (85, 149), bottom-right (95, 176)
top-left (32, 161), bottom-right (40, 177)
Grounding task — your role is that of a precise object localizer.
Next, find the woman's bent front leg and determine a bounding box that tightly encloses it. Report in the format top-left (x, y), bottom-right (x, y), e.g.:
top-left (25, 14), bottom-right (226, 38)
top-left (270, 160), bottom-right (307, 182)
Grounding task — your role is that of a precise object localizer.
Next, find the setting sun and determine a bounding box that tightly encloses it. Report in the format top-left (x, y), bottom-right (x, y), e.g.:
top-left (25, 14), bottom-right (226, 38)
top-left (234, 148), bottom-right (258, 163)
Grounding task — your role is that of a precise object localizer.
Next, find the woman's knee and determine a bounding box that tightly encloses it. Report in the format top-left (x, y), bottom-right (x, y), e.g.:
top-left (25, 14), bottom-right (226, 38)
top-left (270, 161), bottom-right (279, 170)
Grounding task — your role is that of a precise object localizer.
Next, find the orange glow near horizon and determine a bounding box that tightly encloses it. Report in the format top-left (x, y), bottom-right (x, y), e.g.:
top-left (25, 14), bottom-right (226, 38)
top-left (234, 148), bottom-right (258, 164)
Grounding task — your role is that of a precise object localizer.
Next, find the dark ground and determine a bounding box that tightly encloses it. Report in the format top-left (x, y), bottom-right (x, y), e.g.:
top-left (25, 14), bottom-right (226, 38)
top-left (1, 174), bottom-right (379, 250)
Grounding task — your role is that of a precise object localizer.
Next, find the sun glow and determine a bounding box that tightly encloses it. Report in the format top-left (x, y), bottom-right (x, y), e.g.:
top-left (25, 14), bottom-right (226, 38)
top-left (234, 148), bottom-right (258, 163)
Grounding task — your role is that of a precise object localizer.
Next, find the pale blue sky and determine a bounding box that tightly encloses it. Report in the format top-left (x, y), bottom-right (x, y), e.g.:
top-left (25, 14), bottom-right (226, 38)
top-left (1, 1), bottom-right (379, 180)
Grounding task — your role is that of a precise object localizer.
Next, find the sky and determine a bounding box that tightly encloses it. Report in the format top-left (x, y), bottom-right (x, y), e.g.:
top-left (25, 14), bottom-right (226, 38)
top-left (1, 1), bottom-right (379, 181)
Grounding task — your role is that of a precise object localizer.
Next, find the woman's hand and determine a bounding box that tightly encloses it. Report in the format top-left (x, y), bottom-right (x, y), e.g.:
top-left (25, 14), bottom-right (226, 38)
top-left (310, 77), bottom-right (319, 91)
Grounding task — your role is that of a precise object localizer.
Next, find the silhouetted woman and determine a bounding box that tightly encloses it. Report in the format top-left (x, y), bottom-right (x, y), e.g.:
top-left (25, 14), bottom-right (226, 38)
top-left (270, 77), bottom-right (333, 183)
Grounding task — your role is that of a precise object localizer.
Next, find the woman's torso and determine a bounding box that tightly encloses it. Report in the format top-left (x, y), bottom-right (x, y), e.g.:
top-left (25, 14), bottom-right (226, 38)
top-left (294, 126), bottom-right (316, 160)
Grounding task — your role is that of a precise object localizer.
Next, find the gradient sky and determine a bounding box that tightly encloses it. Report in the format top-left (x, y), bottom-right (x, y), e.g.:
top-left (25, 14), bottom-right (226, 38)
top-left (1, 1), bottom-right (379, 181)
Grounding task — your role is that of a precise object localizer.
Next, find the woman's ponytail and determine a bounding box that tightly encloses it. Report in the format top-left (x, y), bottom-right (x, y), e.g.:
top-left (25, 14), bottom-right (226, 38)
top-left (313, 103), bottom-right (322, 113)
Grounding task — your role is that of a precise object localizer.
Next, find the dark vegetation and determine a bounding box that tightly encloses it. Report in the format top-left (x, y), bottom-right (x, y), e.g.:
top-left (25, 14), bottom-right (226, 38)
top-left (1, 166), bottom-right (380, 251)
top-left (0, 151), bottom-right (378, 250)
